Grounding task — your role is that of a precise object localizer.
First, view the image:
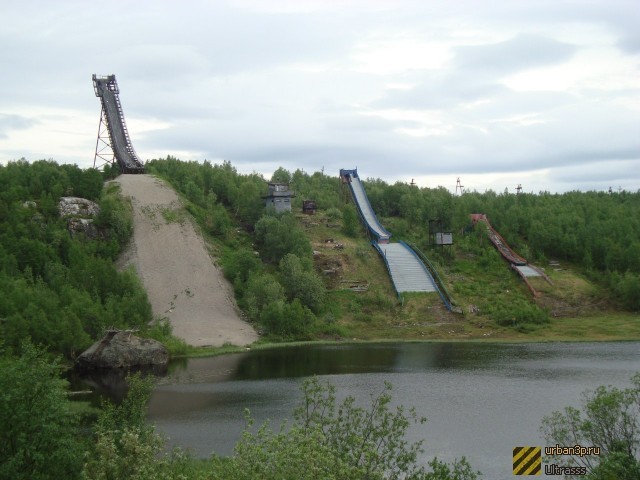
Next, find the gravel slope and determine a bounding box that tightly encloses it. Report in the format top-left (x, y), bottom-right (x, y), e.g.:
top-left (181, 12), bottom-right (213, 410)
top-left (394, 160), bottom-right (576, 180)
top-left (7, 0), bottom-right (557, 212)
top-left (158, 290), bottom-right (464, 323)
top-left (114, 174), bottom-right (258, 347)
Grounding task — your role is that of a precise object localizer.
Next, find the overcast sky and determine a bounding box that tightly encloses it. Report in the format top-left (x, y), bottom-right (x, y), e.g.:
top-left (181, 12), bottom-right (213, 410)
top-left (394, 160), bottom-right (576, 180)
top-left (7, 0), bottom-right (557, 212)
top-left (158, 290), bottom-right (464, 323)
top-left (1, 0), bottom-right (638, 193)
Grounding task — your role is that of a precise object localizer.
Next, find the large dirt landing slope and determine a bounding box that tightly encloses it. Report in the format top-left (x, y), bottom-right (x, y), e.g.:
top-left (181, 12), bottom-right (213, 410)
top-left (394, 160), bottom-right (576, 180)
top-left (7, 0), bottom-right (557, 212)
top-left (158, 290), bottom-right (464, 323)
top-left (114, 174), bottom-right (258, 347)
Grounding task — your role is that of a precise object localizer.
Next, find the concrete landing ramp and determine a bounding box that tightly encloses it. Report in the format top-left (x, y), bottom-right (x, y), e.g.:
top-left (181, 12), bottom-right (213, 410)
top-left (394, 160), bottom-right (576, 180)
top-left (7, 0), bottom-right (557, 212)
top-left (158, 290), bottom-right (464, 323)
top-left (375, 243), bottom-right (437, 293)
top-left (515, 265), bottom-right (542, 277)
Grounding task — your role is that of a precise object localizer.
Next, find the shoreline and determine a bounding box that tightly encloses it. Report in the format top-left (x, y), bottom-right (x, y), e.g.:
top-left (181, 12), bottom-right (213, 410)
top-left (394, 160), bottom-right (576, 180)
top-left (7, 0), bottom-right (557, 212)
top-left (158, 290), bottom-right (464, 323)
top-left (179, 329), bottom-right (640, 360)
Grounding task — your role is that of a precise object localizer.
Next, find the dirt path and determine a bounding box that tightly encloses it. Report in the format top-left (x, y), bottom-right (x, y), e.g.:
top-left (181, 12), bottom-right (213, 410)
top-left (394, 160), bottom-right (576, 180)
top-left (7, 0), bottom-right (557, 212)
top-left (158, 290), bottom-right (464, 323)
top-left (114, 174), bottom-right (258, 347)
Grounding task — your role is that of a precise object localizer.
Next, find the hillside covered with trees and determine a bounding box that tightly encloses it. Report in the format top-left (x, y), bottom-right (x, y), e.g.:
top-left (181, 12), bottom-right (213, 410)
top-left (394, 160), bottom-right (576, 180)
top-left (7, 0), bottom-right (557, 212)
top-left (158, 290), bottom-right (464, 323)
top-left (1, 157), bottom-right (638, 356)
top-left (147, 156), bottom-right (639, 342)
top-left (0, 160), bottom-right (153, 356)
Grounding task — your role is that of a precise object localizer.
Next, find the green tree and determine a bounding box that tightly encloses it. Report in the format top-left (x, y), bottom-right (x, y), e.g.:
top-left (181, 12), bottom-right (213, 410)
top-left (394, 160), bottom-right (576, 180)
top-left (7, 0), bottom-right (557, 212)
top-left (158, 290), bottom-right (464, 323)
top-left (270, 166), bottom-right (292, 184)
top-left (260, 298), bottom-right (316, 338)
top-left (541, 373), bottom-right (640, 478)
top-left (243, 272), bottom-right (286, 321)
top-left (254, 213), bottom-right (312, 263)
top-left (222, 247), bottom-right (262, 286)
top-left (82, 374), bottom-right (196, 480)
top-left (205, 202), bottom-right (232, 237)
top-left (342, 204), bottom-right (359, 237)
top-left (95, 192), bottom-right (133, 250)
top-left (0, 342), bottom-right (84, 480)
top-left (214, 377), bottom-right (480, 480)
top-left (279, 253), bottom-right (326, 313)
top-left (210, 417), bottom-right (355, 479)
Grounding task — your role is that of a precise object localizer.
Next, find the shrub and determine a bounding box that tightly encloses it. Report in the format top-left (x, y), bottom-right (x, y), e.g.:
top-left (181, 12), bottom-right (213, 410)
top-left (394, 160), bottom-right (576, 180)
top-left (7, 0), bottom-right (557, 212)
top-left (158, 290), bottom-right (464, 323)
top-left (212, 377), bottom-right (480, 480)
top-left (326, 207), bottom-right (342, 221)
top-left (243, 272), bottom-right (286, 321)
top-left (541, 373), bottom-right (640, 478)
top-left (490, 300), bottom-right (549, 327)
top-left (260, 298), bottom-right (315, 339)
top-left (279, 253), bottom-right (326, 313)
top-left (0, 343), bottom-right (84, 480)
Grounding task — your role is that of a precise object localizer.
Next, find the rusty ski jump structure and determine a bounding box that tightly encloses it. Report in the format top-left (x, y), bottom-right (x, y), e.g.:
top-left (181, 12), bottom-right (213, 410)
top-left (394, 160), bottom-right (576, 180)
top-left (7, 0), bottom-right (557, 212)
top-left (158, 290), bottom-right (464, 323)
top-left (92, 74), bottom-right (145, 174)
top-left (340, 169), bottom-right (454, 310)
top-left (471, 214), bottom-right (552, 297)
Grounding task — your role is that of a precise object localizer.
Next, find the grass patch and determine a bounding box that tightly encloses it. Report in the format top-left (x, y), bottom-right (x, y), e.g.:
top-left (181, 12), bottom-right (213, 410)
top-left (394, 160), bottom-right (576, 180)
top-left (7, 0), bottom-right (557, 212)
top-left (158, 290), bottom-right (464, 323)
top-left (143, 318), bottom-right (190, 357)
top-left (530, 313), bottom-right (640, 341)
top-left (160, 205), bottom-right (187, 224)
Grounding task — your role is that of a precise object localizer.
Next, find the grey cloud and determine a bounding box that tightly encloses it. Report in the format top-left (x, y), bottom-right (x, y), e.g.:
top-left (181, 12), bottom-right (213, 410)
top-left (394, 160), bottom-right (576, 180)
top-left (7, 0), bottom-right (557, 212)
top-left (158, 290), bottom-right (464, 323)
top-left (553, 159), bottom-right (639, 183)
top-left (618, 33), bottom-right (640, 53)
top-left (0, 114), bottom-right (37, 139)
top-left (374, 76), bottom-right (508, 110)
top-left (373, 74), bottom-right (575, 115)
top-left (322, 113), bottom-right (421, 133)
top-left (453, 34), bottom-right (578, 75)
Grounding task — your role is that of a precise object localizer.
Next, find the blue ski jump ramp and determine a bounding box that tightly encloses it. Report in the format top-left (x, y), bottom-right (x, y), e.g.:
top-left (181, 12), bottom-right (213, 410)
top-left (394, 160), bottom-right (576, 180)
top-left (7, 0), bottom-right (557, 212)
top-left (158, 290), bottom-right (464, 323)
top-left (340, 168), bottom-right (439, 295)
top-left (340, 169), bottom-right (391, 243)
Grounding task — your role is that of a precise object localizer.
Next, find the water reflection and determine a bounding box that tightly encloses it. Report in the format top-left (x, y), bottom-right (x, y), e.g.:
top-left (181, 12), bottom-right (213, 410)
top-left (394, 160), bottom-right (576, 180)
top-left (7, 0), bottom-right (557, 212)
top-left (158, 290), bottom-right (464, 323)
top-left (162, 342), bottom-right (528, 384)
top-left (142, 341), bottom-right (639, 480)
top-left (69, 363), bottom-right (168, 404)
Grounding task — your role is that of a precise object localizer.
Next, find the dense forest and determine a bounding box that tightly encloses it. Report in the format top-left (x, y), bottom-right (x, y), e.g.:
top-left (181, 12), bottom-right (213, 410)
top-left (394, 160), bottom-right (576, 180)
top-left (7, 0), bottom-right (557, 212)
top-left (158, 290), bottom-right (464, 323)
top-left (1, 157), bottom-right (638, 358)
top-left (363, 178), bottom-right (640, 310)
top-left (0, 160), bottom-right (153, 356)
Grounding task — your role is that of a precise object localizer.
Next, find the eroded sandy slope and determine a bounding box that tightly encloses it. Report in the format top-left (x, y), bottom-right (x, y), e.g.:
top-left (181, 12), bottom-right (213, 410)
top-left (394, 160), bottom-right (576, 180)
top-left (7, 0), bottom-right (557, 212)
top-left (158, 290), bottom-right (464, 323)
top-left (114, 174), bottom-right (258, 347)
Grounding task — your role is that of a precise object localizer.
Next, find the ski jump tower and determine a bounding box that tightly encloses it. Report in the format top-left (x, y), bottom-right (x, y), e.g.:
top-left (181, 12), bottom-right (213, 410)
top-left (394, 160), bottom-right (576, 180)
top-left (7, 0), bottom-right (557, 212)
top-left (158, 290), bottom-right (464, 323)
top-left (92, 74), bottom-right (145, 173)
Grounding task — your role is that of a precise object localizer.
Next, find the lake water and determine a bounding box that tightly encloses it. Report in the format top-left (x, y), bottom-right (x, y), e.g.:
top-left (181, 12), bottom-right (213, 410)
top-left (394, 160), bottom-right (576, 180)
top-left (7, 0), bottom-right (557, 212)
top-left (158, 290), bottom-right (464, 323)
top-left (144, 341), bottom-right (639, 479)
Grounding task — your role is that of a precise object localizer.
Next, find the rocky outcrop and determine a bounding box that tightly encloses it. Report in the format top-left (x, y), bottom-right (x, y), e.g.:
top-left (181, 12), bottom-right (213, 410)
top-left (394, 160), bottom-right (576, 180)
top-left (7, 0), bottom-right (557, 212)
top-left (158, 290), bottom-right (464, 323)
top-left (76, 330), bottom-right (169, 370)
top-left (59, 196), bottom-right (100, 217)
top-left (59, 196), bottom-right (102, 239)
top-left (67, 217), bottom-right (102, 239)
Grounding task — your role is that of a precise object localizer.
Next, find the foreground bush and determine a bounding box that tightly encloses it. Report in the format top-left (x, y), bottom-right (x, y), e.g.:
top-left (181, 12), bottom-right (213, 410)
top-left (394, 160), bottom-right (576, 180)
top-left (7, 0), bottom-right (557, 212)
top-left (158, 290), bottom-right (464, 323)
top-left (209, 377), bottom-right (480, 480)
top-left (541, 372), bottom-right (640, 479)
top-left (2, 343), bottom-right (481, 480)
top-left (0, 343), bottom-right (84, 480)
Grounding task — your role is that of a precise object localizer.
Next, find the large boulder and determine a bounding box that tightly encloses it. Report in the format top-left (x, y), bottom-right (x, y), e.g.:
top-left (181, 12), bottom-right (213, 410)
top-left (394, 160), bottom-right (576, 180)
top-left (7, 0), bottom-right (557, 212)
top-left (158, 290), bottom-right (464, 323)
top-left (59, 196), bottom-right (100, 217)
top-left (67, 217), bottom-right (101, 239)
top-left (59, 196), bottom-right (103, 239)
top-left (76, 330), bottom-right (169, 370)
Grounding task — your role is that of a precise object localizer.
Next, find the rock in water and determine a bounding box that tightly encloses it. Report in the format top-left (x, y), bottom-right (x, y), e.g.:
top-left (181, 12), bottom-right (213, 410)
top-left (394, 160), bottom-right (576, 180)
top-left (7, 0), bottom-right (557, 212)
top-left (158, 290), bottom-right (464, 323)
top-left (77, 330), bottom-right (169, 369)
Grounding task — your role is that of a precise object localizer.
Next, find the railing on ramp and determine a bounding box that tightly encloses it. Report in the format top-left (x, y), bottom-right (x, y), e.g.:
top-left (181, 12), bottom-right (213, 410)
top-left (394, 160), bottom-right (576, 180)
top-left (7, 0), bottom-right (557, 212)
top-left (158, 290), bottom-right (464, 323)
top-left (93, 74), bottom-right (145, 174)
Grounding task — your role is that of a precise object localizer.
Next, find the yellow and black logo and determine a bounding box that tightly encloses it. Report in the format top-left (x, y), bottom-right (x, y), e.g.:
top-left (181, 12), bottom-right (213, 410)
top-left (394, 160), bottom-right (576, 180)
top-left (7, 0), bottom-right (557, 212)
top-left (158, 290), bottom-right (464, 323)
top-left (513, 446), bottom-right (541, 475)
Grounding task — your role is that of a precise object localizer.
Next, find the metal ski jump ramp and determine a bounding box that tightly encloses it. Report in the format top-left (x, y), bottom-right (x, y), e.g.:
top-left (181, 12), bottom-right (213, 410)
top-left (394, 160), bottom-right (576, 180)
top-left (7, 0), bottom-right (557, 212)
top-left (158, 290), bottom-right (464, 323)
top-left (93, 74), bottom-right (145, 174)
top-left (340, 169), bottom-right (391, 243)
top-left (340, 168), bottom-right (439, 295)
top-left (374, 242), bottom-right (438, 293)
top-left (471, 214), bottom-right (553, 296)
